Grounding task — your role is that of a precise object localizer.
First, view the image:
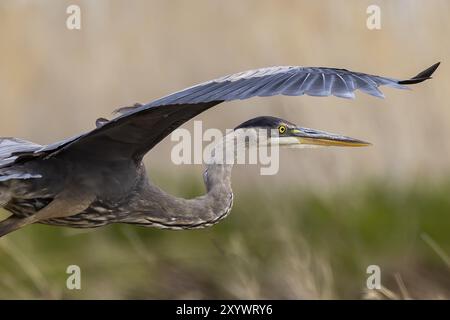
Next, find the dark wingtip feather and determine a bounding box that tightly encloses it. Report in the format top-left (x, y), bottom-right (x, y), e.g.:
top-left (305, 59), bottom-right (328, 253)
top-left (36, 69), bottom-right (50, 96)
top-left (398, 62), bottom-right (441, 85)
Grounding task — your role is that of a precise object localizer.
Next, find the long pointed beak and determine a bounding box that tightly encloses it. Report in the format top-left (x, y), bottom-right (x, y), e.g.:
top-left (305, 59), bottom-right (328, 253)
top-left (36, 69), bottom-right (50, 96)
top-left (290, 127), bottom-right (371, 147)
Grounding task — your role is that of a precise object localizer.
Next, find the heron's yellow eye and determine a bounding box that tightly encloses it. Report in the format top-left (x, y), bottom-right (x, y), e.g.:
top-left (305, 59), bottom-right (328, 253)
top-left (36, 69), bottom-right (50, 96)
top-left (278, 125), bottom-right (287, 134)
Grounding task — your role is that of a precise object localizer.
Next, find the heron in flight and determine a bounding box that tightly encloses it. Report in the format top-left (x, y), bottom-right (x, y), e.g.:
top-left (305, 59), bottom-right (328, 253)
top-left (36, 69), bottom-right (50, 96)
top-left (0, 63), bottom-right (439, 237)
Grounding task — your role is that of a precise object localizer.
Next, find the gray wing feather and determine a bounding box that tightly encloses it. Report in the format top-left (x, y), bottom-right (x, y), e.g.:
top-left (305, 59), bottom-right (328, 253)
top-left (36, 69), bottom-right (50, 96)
top-left (0, 138), bottom-right (42, 167)
top-left (120, 66), bottom-right (415, 113)
top-left (0, 171), bottom-right (42, 181)
top-left (3, 63), bottom-right (439, 164)
top-left (0, 138), bottom-right (43, 179)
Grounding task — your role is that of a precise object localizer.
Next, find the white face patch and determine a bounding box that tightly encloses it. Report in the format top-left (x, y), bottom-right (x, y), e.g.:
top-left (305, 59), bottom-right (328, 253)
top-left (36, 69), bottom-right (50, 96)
top-left (269, 136), bottom-right (301, 147)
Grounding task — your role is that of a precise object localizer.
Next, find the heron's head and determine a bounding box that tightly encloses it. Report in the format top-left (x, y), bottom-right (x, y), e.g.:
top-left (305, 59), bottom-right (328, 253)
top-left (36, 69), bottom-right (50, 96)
top-left (234, 116), bottom-right (371, 148)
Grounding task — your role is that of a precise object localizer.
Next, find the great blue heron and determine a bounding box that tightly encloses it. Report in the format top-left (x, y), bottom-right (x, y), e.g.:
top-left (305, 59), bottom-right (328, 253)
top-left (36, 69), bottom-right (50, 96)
top-left (0, 63), bottom-right (439, 237)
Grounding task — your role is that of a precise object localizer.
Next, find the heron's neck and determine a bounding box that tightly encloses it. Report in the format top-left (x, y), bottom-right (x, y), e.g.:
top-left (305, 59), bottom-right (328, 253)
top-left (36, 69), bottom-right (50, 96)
top-left (127, 132), bottom-right (244, 229)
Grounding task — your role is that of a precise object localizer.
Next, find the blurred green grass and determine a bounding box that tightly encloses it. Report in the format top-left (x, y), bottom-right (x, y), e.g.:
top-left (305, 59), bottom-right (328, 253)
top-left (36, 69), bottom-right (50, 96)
top-left (0, 176), bottom-right (449, 299)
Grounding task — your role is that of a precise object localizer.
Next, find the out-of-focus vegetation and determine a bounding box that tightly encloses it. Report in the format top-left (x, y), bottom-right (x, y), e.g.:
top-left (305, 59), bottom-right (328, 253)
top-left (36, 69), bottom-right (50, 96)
top-left (1, 177), bottom-right (449, 299)
top-left (0, 0), bottom-right (449, 299)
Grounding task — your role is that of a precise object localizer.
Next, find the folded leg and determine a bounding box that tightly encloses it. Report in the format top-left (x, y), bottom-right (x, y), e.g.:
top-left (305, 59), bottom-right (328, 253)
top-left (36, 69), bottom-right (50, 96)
top-left (0, 189), bottom-right (94, 238)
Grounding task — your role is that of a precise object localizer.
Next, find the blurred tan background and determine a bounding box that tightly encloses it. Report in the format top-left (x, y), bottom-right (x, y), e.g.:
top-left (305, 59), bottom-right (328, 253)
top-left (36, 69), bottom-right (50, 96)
top-left (0, 0), bottom-right (448, 188)
top-left (0, 0), bottom-right (448, 299)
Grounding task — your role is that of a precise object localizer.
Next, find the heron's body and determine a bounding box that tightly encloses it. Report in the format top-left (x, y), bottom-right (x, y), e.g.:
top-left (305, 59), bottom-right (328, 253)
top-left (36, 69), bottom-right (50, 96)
top-left (0, 63), bottom-right (440, 237)
top-left (4, 158), bottom-right (142, 224)
top-left (2, 142), bottom-right (235, 230)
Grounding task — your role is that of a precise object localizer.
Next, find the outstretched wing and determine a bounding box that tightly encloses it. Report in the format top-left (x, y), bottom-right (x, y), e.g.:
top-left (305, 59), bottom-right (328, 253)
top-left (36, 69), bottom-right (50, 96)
top-left (6, 63), bottom-right (440, 164)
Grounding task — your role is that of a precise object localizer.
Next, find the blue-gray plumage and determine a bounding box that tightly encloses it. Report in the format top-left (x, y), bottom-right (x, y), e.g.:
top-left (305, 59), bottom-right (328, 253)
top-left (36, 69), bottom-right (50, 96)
top-left (0, 63), bottom-right (440, 237)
